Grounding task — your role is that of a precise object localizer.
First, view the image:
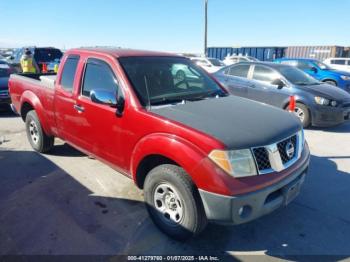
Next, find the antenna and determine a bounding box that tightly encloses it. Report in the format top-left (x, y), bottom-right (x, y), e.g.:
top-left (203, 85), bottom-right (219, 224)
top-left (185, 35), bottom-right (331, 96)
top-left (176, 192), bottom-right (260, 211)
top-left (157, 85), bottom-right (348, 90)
top-left (144, 75), bottom-right (152, 110)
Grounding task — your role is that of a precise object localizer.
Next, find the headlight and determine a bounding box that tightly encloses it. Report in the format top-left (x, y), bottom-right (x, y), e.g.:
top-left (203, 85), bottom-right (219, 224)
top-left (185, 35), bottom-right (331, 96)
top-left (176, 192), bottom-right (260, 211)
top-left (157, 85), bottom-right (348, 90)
top-left (209, 149), bottom-right (257, 178)
top-left (315, 96), bottom-right (330, 105)
top-left (340, 75), bottom-right (350, 81)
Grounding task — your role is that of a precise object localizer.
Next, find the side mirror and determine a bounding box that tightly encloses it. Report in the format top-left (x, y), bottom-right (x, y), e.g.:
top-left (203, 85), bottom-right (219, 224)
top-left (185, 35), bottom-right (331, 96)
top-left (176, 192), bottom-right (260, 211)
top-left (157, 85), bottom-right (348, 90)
top-left (8, 56), bottom-right (14, 60)
top-left (271, 79), bottom-right (286, 89)
top-left (90, 89), bottom-right (125, 117)
top-left (311, 67), bottom-right (318, 73)
top-left (90, 89), bottom-right (117, 107)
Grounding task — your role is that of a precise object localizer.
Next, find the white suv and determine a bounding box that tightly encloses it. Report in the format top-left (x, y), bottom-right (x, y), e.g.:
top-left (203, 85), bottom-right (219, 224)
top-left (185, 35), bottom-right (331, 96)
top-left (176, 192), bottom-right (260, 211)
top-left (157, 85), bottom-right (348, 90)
top-left (223, 55), bottom-right (259, 66)
top-left (324, 58), bottom-right (350, 73)
top-left (190, 57), bottom-right (225, 73)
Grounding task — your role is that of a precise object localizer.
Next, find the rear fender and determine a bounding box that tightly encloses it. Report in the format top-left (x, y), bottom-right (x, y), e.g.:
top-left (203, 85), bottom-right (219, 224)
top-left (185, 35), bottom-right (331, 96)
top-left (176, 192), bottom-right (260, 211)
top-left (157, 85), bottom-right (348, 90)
top-left (20, 90), bottom-right (52, 135)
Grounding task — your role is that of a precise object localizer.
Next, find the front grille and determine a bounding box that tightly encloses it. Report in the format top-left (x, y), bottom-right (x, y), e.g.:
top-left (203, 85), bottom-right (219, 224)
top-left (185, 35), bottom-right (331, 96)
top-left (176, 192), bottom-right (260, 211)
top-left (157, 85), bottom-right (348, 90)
top-left (342, 102), bottom-right (350, 108)
top-left (253, 147), bottom-right (271, 171)
top-left (252, 133), bottom-right (301, 174)
top-left (277, 135), bottom-right (297, 164)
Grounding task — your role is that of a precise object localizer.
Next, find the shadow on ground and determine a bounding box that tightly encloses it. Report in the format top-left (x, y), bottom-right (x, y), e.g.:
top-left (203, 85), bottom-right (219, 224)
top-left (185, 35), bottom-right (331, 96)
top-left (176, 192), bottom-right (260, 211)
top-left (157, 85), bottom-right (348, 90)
top-left (0, 149), bottom-right (349, 259)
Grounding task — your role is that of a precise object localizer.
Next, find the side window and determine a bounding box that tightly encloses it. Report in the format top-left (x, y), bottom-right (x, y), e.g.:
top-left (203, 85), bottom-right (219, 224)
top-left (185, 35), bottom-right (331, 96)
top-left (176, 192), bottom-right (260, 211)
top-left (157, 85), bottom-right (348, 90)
top-left (60, 56), bottom-right (79, 92)
top-left (227, 64), bottom-right (250, 78)
top-left (252, 66), bottom-right (278, 83)
top-left (331, 60), bottom-right (346, 65)
top-left (297, 61), bottom-right (314, 70)
top-left (280, 60), bottom-right (298, 67)
top-left (82, 59), bottom-right (118, 97)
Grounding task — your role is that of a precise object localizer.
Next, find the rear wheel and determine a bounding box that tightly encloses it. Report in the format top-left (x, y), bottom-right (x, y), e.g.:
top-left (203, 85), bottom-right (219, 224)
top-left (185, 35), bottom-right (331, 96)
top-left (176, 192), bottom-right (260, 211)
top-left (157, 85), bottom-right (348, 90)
top-left (144, 164), bottom-right (207, 240)
top-left (25, 110), bottom-right (54, 153)
top-left (293, 103), bottom-right (311, 128)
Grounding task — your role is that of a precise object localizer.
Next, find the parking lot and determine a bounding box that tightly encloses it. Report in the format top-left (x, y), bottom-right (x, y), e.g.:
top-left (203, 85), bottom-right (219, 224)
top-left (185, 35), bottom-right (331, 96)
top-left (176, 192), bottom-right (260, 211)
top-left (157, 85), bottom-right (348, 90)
top-left (0, 110), bottom-right (349, 259)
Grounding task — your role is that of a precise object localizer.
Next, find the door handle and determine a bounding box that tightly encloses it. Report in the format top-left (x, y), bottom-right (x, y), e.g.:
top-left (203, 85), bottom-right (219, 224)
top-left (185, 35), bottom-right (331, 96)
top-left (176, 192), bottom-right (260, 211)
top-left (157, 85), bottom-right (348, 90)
top-left (74, 104), bottom-right (85, 113)
top-left (250, 84), bottom-right (256, 88)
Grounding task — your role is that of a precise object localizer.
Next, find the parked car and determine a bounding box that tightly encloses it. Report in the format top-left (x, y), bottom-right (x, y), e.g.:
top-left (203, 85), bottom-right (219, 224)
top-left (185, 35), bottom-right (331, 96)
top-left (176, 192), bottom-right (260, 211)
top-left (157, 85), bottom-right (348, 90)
top-left (9, 48), bottom-right (310, 240)
top-left (7, 47), bottom-right (63, 73)
top-left (190, 57), bottom-right (225, 73)
top-left (223, 55), bottom-right (259, 66)
top-left (324, 58), bottom-right (350, 73)
top-left (214, 62), bottom-right (350, 128)
top-left (0, 60), bottom-right (15, 110)
top-left (274, 58), bottom-right (350, 93)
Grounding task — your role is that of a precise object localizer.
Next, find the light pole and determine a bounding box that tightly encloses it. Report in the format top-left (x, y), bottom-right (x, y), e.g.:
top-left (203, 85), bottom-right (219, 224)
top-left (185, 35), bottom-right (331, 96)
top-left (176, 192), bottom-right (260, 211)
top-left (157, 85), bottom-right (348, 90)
top-left (204, 0), bottom-right (208, 56)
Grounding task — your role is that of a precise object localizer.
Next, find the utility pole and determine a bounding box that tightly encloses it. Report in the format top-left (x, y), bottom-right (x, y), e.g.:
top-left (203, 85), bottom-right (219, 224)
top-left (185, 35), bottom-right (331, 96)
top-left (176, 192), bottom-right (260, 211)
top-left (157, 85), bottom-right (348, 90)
top-left (204, 0), bottom-right (208, 56)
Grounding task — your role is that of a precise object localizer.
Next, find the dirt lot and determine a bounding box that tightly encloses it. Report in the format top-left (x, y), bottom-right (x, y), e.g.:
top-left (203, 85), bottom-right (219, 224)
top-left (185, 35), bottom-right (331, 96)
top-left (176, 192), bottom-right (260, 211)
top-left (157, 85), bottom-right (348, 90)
top-left (0, 111), bottom-right (350, 260)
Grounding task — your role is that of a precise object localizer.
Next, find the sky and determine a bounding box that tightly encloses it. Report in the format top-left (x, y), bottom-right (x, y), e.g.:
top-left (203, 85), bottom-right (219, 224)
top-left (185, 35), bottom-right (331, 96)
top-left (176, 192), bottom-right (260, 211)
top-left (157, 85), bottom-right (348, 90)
top-left (1, 0), bottom-right (350, 53)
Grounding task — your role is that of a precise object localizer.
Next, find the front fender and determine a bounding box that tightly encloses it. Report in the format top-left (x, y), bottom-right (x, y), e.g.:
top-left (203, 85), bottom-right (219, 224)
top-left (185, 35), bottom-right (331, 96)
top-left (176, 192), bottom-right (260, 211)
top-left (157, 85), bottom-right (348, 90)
top-left (20, 90), bottom-right (52, 135)
top-left (130, 133), bottom-right (207, 186)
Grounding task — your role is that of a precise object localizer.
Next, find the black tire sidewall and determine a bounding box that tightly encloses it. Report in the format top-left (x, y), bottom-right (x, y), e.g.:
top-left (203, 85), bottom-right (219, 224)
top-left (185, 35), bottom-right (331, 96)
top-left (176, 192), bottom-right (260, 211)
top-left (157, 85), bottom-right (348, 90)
top-left (295, 103), bottom-right (311, 128)
top-left (144, 165), bottom-right (204, 240)
top-left (25, 111), bottom-right (44, 152)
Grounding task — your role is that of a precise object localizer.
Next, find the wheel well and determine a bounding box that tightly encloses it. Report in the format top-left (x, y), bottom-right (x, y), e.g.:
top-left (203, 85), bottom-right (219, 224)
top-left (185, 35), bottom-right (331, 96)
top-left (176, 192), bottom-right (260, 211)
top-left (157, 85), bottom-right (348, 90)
top-left (20, 102), bottom-right (34, 121)
top-left (322, 79), bottom-right (337, 84)
top-left (135, 155), bottom-right (178, 189)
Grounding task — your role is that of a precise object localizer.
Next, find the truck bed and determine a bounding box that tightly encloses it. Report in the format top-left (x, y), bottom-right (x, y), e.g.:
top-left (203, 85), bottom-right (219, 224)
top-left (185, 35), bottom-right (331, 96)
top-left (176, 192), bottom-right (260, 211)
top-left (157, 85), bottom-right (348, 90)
top-left (9, 72), bottom-right (58, 136)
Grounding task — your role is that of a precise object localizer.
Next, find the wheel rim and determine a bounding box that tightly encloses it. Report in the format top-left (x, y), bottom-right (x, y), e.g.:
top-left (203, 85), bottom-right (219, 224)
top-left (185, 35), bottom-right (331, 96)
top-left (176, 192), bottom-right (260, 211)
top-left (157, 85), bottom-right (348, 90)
top-left (29, 120), bottom-right (40, 144)
top-left (153, 183), bottom-right (184, 225)
top-left (294, 107), bottom-right (305, 123)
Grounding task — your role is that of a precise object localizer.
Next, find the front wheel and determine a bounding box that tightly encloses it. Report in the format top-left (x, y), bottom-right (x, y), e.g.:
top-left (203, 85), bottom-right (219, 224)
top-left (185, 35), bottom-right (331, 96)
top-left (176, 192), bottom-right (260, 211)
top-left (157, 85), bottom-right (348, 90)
top-left (293, 103), bottom-right (311, 128)
top-left (144, 164), bottom-right (207, 240)
top-left (25, 110), bottom-right (54, 153)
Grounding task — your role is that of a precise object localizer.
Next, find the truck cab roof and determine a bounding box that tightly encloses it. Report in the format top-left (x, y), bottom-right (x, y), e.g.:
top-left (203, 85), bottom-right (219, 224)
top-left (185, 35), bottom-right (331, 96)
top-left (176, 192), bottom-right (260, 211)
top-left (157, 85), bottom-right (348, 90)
top-left (69, 48), bottom-right (182, 58)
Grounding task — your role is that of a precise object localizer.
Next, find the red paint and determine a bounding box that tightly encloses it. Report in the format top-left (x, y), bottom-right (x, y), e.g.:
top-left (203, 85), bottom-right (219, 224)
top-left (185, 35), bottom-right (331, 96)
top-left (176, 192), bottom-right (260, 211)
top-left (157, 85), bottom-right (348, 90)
top-left (289, 95), bottom-right (296, 112)
top-left (9, 48), bottom-right (307, 196)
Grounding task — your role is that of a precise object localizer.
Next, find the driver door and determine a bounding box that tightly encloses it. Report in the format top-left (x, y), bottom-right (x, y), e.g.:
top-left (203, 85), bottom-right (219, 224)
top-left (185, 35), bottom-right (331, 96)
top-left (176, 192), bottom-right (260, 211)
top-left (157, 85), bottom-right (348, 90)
top-left (73, 58), bottom-right (126, 169)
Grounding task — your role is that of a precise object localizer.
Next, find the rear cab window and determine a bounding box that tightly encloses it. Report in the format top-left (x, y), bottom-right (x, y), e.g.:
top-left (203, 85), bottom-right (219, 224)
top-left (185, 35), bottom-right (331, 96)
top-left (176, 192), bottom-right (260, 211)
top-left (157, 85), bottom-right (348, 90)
top-left (60, 55), bottom-right (80, 92)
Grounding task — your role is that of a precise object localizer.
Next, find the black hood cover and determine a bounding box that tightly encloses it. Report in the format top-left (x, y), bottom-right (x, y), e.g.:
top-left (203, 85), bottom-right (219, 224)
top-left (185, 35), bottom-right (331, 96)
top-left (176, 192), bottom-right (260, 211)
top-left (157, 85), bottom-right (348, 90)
top-left (151, 96), bottom-right (301, 149)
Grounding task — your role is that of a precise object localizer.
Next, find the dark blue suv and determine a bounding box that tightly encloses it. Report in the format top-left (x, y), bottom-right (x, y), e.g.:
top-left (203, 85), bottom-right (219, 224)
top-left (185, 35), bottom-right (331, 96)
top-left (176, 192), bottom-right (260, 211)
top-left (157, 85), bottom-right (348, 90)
top-left (274, 58), bottom-right (350, 93)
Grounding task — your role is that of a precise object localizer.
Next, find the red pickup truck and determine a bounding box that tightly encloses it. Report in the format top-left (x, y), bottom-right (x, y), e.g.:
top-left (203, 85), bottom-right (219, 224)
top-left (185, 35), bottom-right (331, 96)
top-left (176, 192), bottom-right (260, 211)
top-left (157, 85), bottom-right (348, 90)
top-left (9, 48), bottom-right (310, 240)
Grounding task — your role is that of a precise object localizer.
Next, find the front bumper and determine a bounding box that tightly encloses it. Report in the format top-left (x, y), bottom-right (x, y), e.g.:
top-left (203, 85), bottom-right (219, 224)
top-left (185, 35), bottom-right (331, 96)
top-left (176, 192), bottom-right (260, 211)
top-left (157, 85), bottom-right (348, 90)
top-left (311, 105), bottom-right (350, 127)
top-left (199, 149), bottom-right (309, 225)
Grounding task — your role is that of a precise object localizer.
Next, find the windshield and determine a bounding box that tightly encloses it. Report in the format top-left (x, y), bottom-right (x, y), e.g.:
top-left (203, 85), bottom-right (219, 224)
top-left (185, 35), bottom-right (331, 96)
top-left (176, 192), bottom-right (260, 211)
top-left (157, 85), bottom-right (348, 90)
top-left (208, 58), bottom-right (225, 66)
top-left (278, 66), bottom-right (320, 85)
top-left (34, 48), bottom-right (63, 63)
top-left (119, 57), bottom-right (227, 107)
top-left (314, 60), bottom-right (332, 70)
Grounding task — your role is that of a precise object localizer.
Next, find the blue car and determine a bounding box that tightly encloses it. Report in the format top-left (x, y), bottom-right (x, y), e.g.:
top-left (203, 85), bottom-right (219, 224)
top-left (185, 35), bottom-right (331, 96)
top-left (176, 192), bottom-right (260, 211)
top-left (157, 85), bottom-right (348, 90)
top-left (274, 58), bottom-right (350, 93)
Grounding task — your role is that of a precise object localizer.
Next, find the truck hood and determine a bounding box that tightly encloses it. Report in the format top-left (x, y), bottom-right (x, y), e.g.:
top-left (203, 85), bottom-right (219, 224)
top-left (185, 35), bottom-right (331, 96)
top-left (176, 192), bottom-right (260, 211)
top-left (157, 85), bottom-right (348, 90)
top-left (151, 96), bottom-right (301, 149)
top-left (0, 77), bottom-right (9, 90)
top-left (297, 83), bottom-right (350, 101)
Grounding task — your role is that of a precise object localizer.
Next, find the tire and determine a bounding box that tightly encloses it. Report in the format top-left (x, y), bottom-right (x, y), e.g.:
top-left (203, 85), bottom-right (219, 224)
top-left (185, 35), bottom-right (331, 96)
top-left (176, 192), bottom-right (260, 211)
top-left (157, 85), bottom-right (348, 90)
top-left (144, 164), bottom-right (207, 240)
top-left (323, 80), bottom-right (337, 86)
top-left (293, 103), bottom-right (311, 128)
top-left (25, 110), bottom-right (54, 153)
